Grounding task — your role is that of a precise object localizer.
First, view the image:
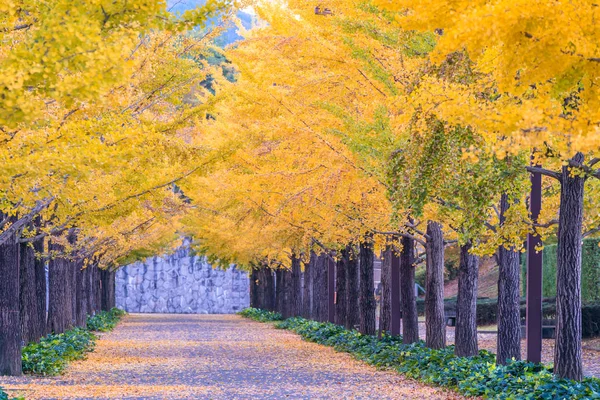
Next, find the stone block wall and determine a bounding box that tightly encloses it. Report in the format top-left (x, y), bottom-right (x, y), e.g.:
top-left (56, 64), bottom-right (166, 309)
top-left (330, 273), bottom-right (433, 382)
top-left (116, 245), bottom-right (250, 314)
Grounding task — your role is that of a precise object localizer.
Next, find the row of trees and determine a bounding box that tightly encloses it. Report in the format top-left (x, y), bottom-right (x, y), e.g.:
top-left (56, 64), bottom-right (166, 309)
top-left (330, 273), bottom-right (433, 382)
top-left (0, 0), bottom-right (231, 376)
top-left (180, 0), bottom-right (600, 382)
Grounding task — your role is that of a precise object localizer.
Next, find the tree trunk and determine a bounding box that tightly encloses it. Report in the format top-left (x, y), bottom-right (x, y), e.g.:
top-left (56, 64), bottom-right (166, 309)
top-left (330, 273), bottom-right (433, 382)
top-left (0, 234), bottom-right (22, 376)
top-left (20, 240), bottom-right (44, 344)
top-left (497, 194), bottom-right (521, 365)
top-left (455, 241), bottom-right (479, 357)
top-left (400, 235), bottom-right (419, 344)
top-left (335, 256), bottom-right (347, 326)
top-left (250, 268), bottom-right (259, 308)
top-left (379, 246), bottom-right (392, 335)
top-left (359, 240), bottom-right (376, 335)
top-left (313, 254), bottom-right (328, 322)
top-left (263, 268), bottom-right (275, 312)
top-left (275, 268), bottom-right (284, 314)
top-left (48, 242), bottom-right (73, 334)
top-left (34, 237), bottom-right (47, 337)
top-left (100, 269), bottom-right (116, 312)
top-left (75, 261), bottom-right (88, 327)
top-left (302, 255), bottom-right (313, 319)
top-left (425, 221), bottom-right (446, 349)
top-left (282, 268), bottom-right (293, 319)
top-left (555, 153), bottom-right (585, 381)
top-left (344, 245), bottom-right (360, 330)
top-left (291, 255), bottom-right (302, 317)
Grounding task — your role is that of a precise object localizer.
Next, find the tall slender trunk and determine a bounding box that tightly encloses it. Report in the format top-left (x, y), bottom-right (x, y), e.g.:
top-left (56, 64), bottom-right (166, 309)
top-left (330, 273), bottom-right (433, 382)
top-left (379, 246), bottom-right (392, 335)
top-left (282, 268), bottom-right (293, 318)
top-left (425, 221), bottom-right (446, 349)
top-left (344, 245), bottom-right (360, 330)
top-left (263, 268), bottom-right (275, 312)
top-left (302, 254), bottom-right (314, 319)
top-left (455, 241), bottom-right (479, 357)
top-left (359, 240), bottom-right (376, 335)
top-left (400, 235), bottom-right (419, 344)
top-left (275, 268), bottom-right (284, 313)
top-left (250, 268), bottom-right (259, 308)
top-left (497, 194), bottom-right (522, 365)
top-left (20, 240), bottom-right (44, 344)
top-left (335, 256), bottom-right (347, 326)
top-left (314, 254), bottom-right (328, 322)
top-left (100, 269), bottom-right (116, 311)
top-left (555, 153), bottom-right (584, 381)
top-left (290, 255), bottom-right (302, 317)
top-left (34, 237), bottom-right (47, 337)
top-left (0, 234), bottom-right (22, 376)
top-left (75, 261), bottom-right (88, 327)
top-left (48, 242), bottom-right (73, 334)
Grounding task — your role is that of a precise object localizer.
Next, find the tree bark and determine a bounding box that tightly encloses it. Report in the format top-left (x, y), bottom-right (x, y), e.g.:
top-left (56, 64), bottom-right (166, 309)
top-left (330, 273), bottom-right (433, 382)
top-left (425, 221), bottom-right (446, 349)
top-left (290, 255), bottom-right (302, 317)
top-left (314, 253), bottom-right (328, 322)
top-left (400, 235), bottom-right (419, 344)
top-left (455, 241), bottom-right (479, 357)
top-left (555, 153), bottom-right (584, 381)
top-left (47, 242), bottom-right (73, 334)
top-left (335, 256), bottom-right (347, 326)
top-left (344, 245), bottom-right (360, 330)
top-left (282, 268), bottom-right (293, 319)
top-left (302, 254), bottom-right (314, 319)
top-left (497, 194), bottom-right (522, 365)
top-left (263, 268), bottom-right (275, 312)
top-left (100, 269), bottom-right (116, 312)
top-left (34, 237), bottom-right (47, 337)
top-left (75, 261), bottom-right (88, 327)
top-left (359, 240), bottom-right (376, 335)
top-left (379, 246), bottom-right (392, 335)
top-left (250, 268), bottom-right (259, 308)
top-left (20, 240), bottom-right (45, 344)
top-left (0, 234), bottom-right (22, 376)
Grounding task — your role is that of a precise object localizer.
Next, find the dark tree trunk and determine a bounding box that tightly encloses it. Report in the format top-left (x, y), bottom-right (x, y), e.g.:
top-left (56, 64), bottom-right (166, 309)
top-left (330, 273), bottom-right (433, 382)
top-left (400, 235), bottom-right (419, 344)
top-left (275, 268), bottom-right (284, 314)
top-left (250, 268), bottom-right (259, 308)
top-left (425, 221), bottom-right (446, 349)
top-left (88, 264), bottom-right (100, 315)
top-left (34, 238), bottom-right (47, 337)
top-left (290, 255), bottom-right (302, 317)
top-left (455, 241), bottom-right (479, 357)
top-left (379, 246), bottom-right (392, 335)
top-left (555, 153), bottom-right (585, 381)
top-left (94, 265), bottom-right (101, 315)
top-left (314, 254), bottom-right (328, 322)
top-left (344, 245), bottom-right (360, 330)
top-left (48, 242), bottom-right (73, 334)
top-left (282, 268), bottom-right (293, 319)
top-left (0, 234), bottom-right (22, 376)
top-left (75, 261), bottom-right (88, 327)
top-left (70, 261), bottom-right (77, 325)
top-left (335, 257), bottom-right (347, 326)
top-left (20, 240), bottom-right (45, 344)
top-left (359, 240), bottom-right (376, 335)
top-left (302, 254), bottom-right (314, 319)
top-left (497, 194), bottom-right (521, 365)
top-left (100, 269), bottom-right (116, 312)
top-left (262, 268), bottom-right (275, 312)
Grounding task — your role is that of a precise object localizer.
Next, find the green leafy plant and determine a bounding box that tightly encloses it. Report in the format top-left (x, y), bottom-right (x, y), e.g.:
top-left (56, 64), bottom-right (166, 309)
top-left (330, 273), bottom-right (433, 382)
top-left (238, 307), bottom-right (283, 322)
top-left (22, 308), bottom-right (126, 376)
top-left (257, 315), bottom-right (600, 399)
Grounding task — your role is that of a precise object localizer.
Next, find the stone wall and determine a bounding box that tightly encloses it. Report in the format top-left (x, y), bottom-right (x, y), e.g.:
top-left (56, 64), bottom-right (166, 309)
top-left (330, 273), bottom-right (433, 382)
top-left (116, 245), bottom-right (250, 314)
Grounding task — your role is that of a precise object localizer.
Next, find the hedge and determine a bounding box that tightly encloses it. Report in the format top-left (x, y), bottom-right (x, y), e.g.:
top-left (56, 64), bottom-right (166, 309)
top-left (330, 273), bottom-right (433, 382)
top-left (522, 238), bottom-right (600, 303)
top-left (241, 309), bottom-right (600, 399)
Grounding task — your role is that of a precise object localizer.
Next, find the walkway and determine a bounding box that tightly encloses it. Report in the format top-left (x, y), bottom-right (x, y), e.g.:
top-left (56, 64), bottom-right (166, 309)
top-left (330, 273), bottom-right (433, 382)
top-left (1, 314), bottom-right (461, 399)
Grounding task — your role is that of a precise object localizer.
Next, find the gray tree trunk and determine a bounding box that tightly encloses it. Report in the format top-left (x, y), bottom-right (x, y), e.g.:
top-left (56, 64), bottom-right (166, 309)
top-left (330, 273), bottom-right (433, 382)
top-left (400, 235), bottom-right (419, 344)
top-left (379, 246), bottom-right (392, 335)
top-left (302, 254), bottom-right (314, 319)
top-left (335, 256), bottom-right (347, 326)
top-left (0, 234), bottom-right (22, 376)
top-left (344, 246), bottom-right (360, 330)
top-left (555, 152), bottom-right (584, 381)
top-left (291, 255), bottom-right (302, 317)
top-left (425, 221), bottom-right (446, 349)
top-left (455, 241), bottom-right (479, 357)
top-left (497, 194), bottom-right (522, 365)
top-left (359, 240), bottom-right (376, 335)
top-left (48, 242), bottom-right (73, 334)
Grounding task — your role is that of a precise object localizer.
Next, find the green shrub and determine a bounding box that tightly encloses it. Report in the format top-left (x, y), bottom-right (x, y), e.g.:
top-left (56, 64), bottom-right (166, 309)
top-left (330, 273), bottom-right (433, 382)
top-left (268, 315), bottom-right (600, 399)
top-left (22, 328), bottom-right (96, 375)
top-left (0, 388), bottom-right (7, 400)
top-left (22, 308), bottom-right (126, 376)
top-left (238, 307), bottom-right (283, 322)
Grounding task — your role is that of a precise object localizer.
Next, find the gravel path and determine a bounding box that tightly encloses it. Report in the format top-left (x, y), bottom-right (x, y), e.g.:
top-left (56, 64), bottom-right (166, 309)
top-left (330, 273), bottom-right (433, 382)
top-left (1, 314), bottom-right (462, 399)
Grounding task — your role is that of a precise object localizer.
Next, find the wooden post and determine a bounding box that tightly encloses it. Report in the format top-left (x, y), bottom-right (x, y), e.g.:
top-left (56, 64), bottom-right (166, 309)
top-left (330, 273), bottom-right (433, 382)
top-left (526, 164), bottom-right (543, 363)
top-left (390, 248), bottom-right (401, 336)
